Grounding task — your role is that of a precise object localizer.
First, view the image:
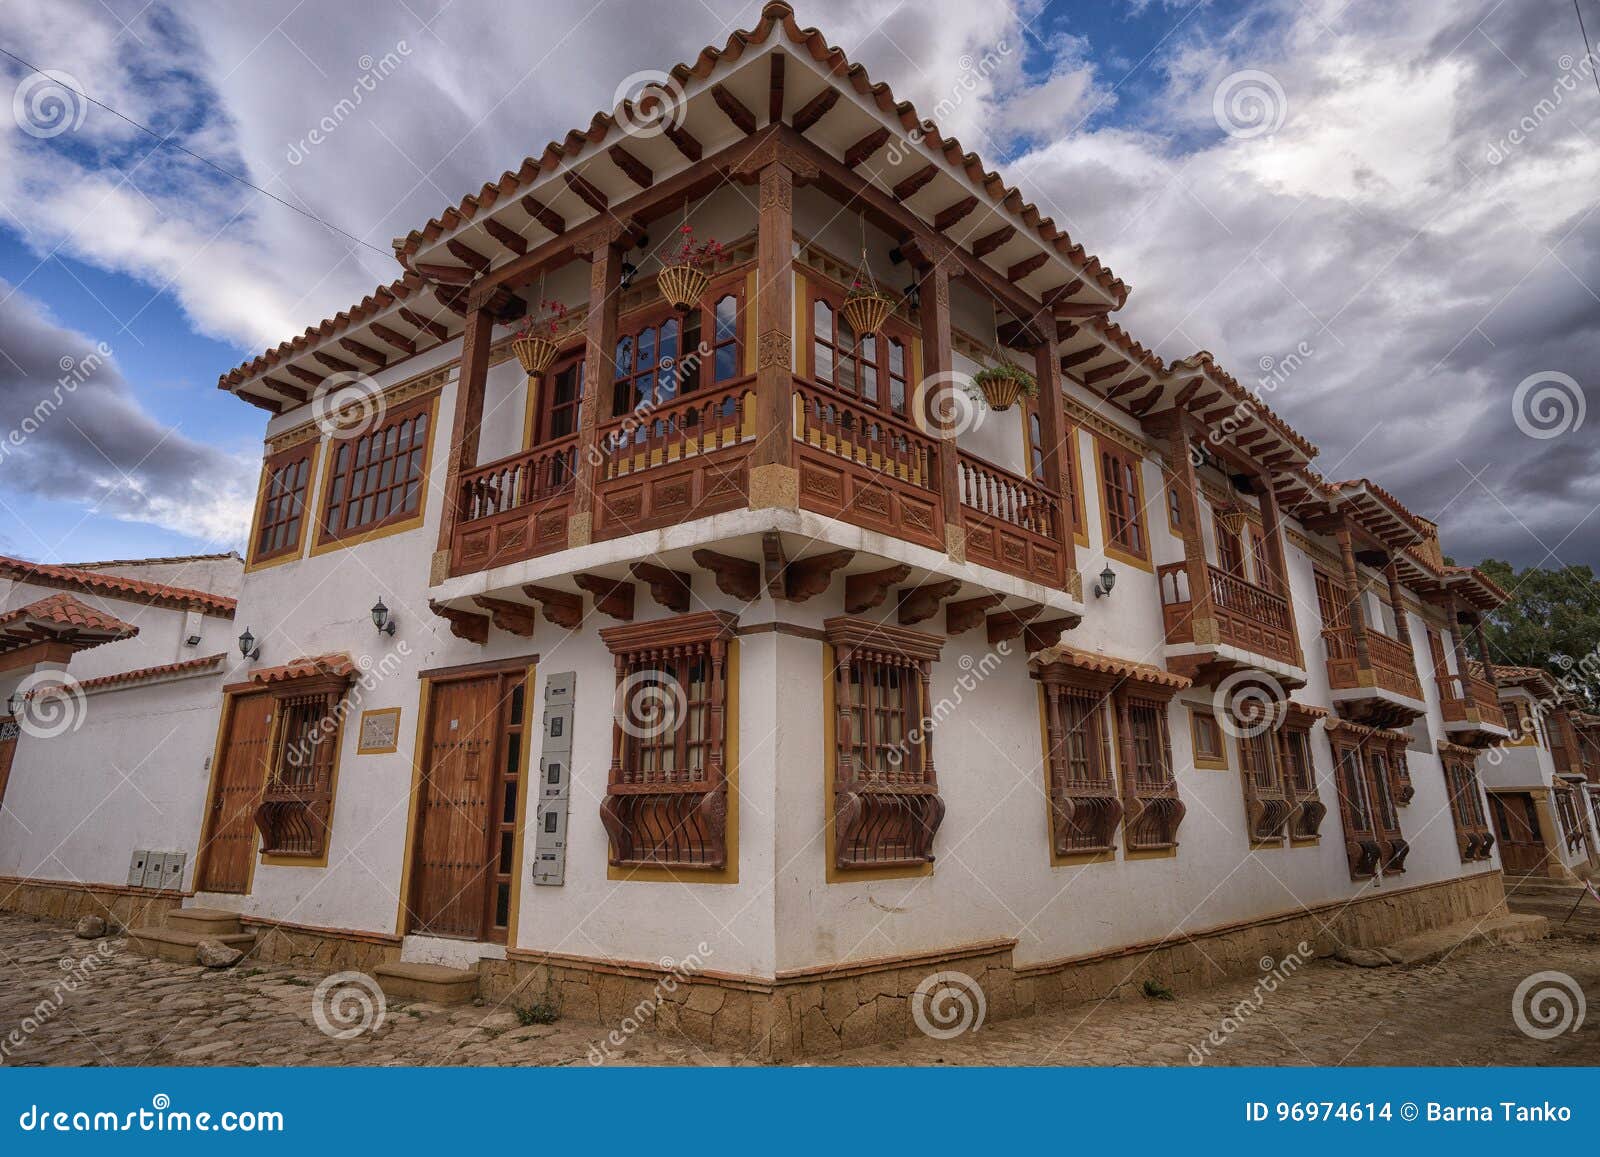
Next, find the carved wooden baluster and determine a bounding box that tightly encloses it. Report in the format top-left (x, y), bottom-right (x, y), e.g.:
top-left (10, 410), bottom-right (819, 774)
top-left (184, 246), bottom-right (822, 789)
top-left (612, 653), bottom-right (628, 785)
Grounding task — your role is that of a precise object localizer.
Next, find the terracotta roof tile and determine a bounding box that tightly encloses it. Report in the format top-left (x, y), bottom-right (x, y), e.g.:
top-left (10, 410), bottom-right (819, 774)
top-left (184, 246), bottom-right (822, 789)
top-left (74, 653), bottom-right (227, 693)
top-left (1035, 644), bottom-right (1191, 690)
top-left (0, 592), bottom-right (138, 638)
top-left (0, 555), bottom-right (236, 618)
top-left (248, 653), bottom-right (358, 685)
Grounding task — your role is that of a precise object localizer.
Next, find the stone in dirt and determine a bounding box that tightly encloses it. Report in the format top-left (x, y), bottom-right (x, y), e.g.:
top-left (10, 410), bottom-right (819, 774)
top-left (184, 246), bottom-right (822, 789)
top-left (196, 938), bottom-right (244, 969)
top-left (74, 915), bottom-right (107, 939)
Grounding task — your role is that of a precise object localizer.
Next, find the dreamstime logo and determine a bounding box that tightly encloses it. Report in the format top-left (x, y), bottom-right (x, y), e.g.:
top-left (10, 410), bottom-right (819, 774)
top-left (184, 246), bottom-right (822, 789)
top-left (1511, 371), bottom-right (1585, 440)
top-left (612, 69), bottom-right (688, 140)
top-left (586, 942), bottom-right (713, 1065)
top-left (882, 41), bottom-right (1011, 167)
top-left (13, 670), bottom-right (87, 739)
top-left (1511, 970), bottom-right (1586, 1041)
top-left (311, 971), bottom-right (386, 1040)
top-left (1212, 69), bottom-right (1287, 140)
top-left (285, 42), bottom-right (412, 164)
top-left (912, 370), bottom-right (984, 438)
top-left (13, 70), bottom-right (88, 139)
top-left (312, 371), bottom-right (387, 440)
top-left (1188, 942), bottom-right (1311, 1064)
top-left (615, 670), bottom-right (686, 739)
top-left (911, 970), bottom-right (986, 1040)
top-left (1212, 669), bottom-right (1287, 739)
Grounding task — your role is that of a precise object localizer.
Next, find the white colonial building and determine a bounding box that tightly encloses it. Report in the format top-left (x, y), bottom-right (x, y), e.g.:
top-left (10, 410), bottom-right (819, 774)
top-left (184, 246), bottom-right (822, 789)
top-left (0, 3), bottom-right (1569, 1058)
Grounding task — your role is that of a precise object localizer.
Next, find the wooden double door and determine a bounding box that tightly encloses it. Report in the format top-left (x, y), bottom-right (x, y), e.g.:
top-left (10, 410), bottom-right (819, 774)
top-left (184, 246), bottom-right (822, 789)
top-left (197, 693), bottom-right (276, 894)
top-left (1488, 791), bottom-right (1549, 877)
top-left (407, 669), bottom-right (529, 943)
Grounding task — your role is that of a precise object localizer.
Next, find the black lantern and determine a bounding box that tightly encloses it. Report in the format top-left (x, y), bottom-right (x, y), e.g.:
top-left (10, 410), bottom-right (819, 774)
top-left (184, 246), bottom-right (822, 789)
top-left (903, 280), bottom-right (921, 312)
top-left (1094, 566), bottom-right (1117, 599)
top-left (371, 598), bottom-right (396, 636)
top-left (238, 627), bottom-right (260, 659)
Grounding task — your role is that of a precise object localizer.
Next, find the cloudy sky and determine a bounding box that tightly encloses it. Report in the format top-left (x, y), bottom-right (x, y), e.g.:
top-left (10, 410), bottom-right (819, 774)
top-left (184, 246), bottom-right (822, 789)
top-left (0, 0), bottom-right (1594, 568)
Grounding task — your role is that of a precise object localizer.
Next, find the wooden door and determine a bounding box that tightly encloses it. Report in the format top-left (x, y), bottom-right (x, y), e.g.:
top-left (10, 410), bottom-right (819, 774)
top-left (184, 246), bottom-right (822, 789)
top-left (197, 694), bottom-right (275, 893)
top-left (408, 672), bottom-right (525, 942)
top-left (1488, 792), bottom-right (1547, 876)
top-left (0, 718), bottom-right (18, 814)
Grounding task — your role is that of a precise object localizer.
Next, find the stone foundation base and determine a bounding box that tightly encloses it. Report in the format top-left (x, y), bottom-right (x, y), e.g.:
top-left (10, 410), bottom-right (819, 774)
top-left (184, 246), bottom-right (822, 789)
top-left (242, 917), bottom-right (401, 975)
top-left (481, 871), bottom-right (1509, 1060)
top-left (0, 875), bottom-right (186, 931)
top-left (0, 869), bottom-right (1509, 1060)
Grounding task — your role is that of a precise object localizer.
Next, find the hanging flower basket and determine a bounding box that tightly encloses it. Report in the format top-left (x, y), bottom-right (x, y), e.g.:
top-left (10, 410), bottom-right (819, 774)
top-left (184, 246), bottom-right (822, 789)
top-left (842, 288), bottom-right (897, 336)
top-left (1216, 504), bottom-right (1250, 537)
top-left (511, 300), bottom-right (568, 375)
top-left (972, 360), bottom-right (1038, 412)
top-left (657, 264), bottom-right (712, 311)
top-left (657, 225), bottom-right (723, 310)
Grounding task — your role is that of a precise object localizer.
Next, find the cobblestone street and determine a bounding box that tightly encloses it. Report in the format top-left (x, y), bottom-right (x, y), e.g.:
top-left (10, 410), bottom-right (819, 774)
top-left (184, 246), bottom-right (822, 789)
top-left (0, 912), bottom-right (1596, 1066)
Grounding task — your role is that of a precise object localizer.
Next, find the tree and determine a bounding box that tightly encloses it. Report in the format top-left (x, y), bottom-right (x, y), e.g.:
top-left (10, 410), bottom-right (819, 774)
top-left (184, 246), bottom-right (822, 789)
top-left (1475, 559), bottom-right (1600, 710)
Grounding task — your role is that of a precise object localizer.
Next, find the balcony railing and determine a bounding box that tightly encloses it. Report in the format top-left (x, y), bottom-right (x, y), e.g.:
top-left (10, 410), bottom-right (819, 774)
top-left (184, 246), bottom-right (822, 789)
top-left (1322, 626), bottom-right (1423, 700)
top-left (792, 381), bottom-right (944, 553)
top-left (956, 451), bottom-right (1068, 588)
top-left (1158, 562), bottom-right (1299, 667)
top-left (449, 437), bottom-right (578, 576)
top-left (1438, 670), bottom-right (1509, 732)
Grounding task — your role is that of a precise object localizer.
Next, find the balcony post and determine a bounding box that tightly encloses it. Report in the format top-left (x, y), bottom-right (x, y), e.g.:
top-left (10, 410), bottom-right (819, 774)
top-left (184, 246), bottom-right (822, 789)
top-left (1469, 614), bottom-right (1498, 687)
top-left (568, 232), bottom-right (625, 548)
top-left (1252, 477), bottom-right (1301, 666)
top-left (1383, 560), bottom-right (1414, 649)
top-left (918, 257), bottom-right (964, 562)
top-left (1033, 321), bottom-right (1077, 588)
top-left (1334, 523), bottom-right (1375, 676)
top-left (1151, 410), bottom-right (1217, 642)
top-left (748, 158), bottom-right (798, 508)
top-left (431, 303), bottom-right (495, 584)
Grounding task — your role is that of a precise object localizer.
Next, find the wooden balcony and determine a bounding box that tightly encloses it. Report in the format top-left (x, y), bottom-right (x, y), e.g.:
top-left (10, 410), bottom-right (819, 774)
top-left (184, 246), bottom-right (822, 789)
top-left (1438, 670), bottom-right (1511, 748)
top-left (1158, 562), bottom-right (1302, 683)
top-left (1323, 625), bottom-right (1426, 727)
top-left (447, 375), bottom-right (1074, 596)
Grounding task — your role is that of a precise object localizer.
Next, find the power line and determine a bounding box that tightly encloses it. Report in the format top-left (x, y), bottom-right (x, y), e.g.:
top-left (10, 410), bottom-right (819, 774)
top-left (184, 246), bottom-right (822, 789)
top-left (0, 44), bottom-right (393, 259)
top-left (1577, 0), bottom-right (1600, 99)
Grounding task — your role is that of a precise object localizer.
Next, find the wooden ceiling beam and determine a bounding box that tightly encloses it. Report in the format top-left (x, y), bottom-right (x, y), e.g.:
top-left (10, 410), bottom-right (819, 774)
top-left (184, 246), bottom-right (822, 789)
top-left (711, 84), bottom-right (757, 134)
top-left (413, 262), bottom-right (474, 285)
top-left (563, 170), bottom-right (610, 214)
top-left (933, 196), bottom-right (979, 232)
top-left (339, 337), bottom-right (387, 366)
top-left (446, 239), bottom-right (491, 272)
top-left (843, 126), bottom-right (890, 169)
top-left (768, 52), bottom-right (785, 125)
top-left (663, 121), bottom-right (702, 162)
top-left (313, 351), bottom-right (359, 373)
top-left (1007, 252), bottom-right (1049, 283)
top-left (398, 308), bottom-right (448, 342)
top-left (970, 225), bottom-right (1015, 258)
top-left (286, 365), bottom-right (325, 389)
top-left (520, 195), bottom-right (566, 235)
top-left (791, 86), bottom-right (841, 132)
top-left (608, 144), bottom-right (653, 189)
top-left (892, 164), bottom-right (938, 201)
top-left (481, 217), bottom-right (527, 256)
top-left (369, 322), bottom-right (417, 355)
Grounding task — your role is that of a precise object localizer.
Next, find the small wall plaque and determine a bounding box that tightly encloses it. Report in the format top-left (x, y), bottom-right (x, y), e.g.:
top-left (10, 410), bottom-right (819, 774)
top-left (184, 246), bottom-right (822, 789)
top-left (357, 707), bottom-right (402, 754)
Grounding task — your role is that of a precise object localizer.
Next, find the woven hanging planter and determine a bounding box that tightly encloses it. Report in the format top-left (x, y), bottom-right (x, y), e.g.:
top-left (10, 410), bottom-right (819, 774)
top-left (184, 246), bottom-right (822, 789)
top-left (511, 335), bottom-right (560, 376)
top-left (841, 289), bottom-right (897, 336)
top-left (1216, 506), bottom-right (1250, 537)
top-left (977, 374), bottom-right (1025, 411)
top-left (658, 264), bottom-right (711, 311)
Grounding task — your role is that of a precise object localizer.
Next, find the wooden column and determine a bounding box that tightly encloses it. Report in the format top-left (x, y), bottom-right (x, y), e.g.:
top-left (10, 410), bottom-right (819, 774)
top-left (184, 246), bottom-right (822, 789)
top-left (1334, 523), bottom-right (1374, 674)
top-left (749, 159), bottom-right (797, 505)
top-left (431, 304), bottom-right (495, 583)
top-left (1383, 561), bottom-right (1413, 649)
top-left (1253, 477), bottom-right (1301, 666)
top-left (1033, 323), bottom-right (1077, 587)
top-left (569, 237), bottom-right (623, 548)
top-left (1154, 411), bottom-right (1216, 640)
top-left (918, 258), bottom-right (963, 561)
top-left (1470, 615), bottom-right (1497, 686)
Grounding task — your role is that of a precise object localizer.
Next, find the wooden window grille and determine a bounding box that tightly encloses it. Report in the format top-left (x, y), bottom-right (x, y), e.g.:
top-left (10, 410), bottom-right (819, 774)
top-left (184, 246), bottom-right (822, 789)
top-left (1278, 722), bottom-right (1327, 839)
top-left (1039, 680), bottom-right (1122, 855)
top-left (1099, 441), bottom-right (1146, 558)
top-left (252, 674), bottom-right (350, 858)
top-left (1028, 412), bottom-right (1045, 484)
top-left (1119, 696), bottom-right (1184, 850)
top-left (319, 396), bottom-right (431, 541)
top-left (253, 446), bottom-right (314, 562)
top-left (1330, 725), bottom-right (1410, 879)
top-left (810, 290), bottom-right (911, 420)
top-left (598, 611), bottom-right (737, 870)
top-left (1249, 525), bottom-right (1277, 593)
top-left (1441, 745), bottom-right (1495, 861)
top-left (826, 617), bottom-right (945, 870)
top-left (1237, 724), bottom-right (1291, 843)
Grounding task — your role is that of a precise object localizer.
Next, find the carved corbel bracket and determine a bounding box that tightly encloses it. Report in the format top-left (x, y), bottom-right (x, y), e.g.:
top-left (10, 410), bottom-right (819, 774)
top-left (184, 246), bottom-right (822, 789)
top-left (428, 599), bottom-right (489, 645)
top-left (521, 584), bottom-right (584, 629)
